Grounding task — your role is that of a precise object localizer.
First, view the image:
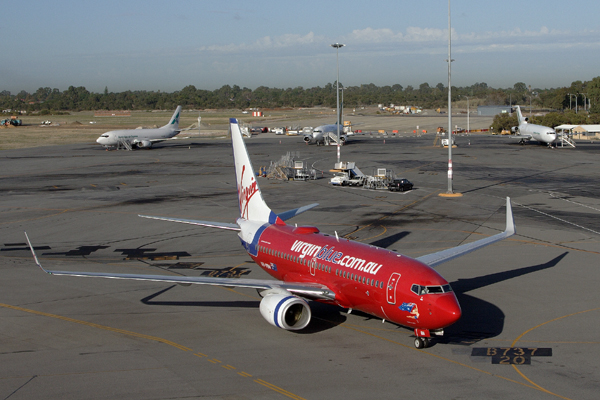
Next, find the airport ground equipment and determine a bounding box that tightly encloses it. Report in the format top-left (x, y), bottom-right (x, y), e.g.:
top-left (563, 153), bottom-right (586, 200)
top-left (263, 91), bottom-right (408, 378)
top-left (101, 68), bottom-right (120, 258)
top-left (329, 162), bottom-right (365, 186)
top-left (364, 168), bottom-right (394, 190)
top-left (266, 152), bottom-right (317, 181)
top-left (116, 138), bottom-right (133, 151)
top-left (556, 132), bottom-right (576, 148)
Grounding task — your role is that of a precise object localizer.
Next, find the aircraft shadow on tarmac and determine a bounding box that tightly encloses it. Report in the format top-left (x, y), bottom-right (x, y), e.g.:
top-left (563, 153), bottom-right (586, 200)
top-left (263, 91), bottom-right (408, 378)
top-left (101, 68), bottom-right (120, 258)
top-left (140, 285), bottom-right (347, 334)
top-left (442, 252), bottom-right (568, 345)
top-left (369, 231), bottom-right (410, 249)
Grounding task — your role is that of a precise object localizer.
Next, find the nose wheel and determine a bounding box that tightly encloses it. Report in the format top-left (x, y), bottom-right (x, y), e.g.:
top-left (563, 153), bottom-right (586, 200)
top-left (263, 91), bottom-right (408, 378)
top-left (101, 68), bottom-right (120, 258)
top-left (414, 337), bottom-right (430, 349)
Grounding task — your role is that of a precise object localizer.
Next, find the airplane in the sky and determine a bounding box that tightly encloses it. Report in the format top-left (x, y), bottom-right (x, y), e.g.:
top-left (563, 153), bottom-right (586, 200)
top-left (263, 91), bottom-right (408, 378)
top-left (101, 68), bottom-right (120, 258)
top-left (304, 124), bottom-right (347, 146)
top-left (510, 105), bottom-right (557, 147)
top-left (96, 106), bottom-right (183, 149)
top-left (26, 118), bottom-right (515, 349)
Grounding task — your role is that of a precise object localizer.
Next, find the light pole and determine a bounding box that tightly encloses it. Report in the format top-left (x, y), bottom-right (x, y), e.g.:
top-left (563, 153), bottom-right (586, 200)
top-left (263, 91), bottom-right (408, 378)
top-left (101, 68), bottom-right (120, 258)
top-left (331, 43), bottom-right (345, 165)
top-left (567, 93), bottom-right (573, 110)
top-left (528, 85), bottom-right (532, 119)
top-left (444, 0), bottom-right (457, 196)
top-left (341, 85), bottom-right (344, 136)
top-left (465, 96), bottom-right (470, 135)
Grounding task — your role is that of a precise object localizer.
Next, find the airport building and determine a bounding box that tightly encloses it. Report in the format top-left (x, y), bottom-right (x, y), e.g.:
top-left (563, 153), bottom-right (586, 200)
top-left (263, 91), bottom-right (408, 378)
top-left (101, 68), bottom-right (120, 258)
top-left (477, 105), bottom-right (512, 116)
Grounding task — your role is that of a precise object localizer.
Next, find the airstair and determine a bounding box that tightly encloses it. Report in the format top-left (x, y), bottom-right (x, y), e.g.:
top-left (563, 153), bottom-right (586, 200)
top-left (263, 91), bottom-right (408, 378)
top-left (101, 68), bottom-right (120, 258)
top-left (556, 133), bottom-right (576, 148)
top-left (117, 138), bottom-right (133, 151)
top-left (324, 132), bottom-right (345, 146)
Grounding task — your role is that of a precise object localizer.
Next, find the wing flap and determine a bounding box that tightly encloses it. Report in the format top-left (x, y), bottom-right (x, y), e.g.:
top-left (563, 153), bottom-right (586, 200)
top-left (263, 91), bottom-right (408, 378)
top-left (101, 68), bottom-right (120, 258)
top-left (416, 197), bottom-right (515, 268)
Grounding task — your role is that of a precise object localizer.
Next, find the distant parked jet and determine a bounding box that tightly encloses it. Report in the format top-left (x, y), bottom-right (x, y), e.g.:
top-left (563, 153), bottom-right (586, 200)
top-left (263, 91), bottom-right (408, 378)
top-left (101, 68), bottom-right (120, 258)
top-left (96, 106), bottom-right (182, 149)
top-left (303, 124), bottom-right (347, 146)
top-left (511, 106), bottom-right (557, 147)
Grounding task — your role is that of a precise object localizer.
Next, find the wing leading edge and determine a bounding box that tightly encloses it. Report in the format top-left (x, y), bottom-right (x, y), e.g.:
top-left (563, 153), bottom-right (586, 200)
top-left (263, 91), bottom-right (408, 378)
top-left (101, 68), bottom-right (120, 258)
top-left (24, 233), bottom-right (335, 301)
top-left (416, 197), bottom-right (515, 268)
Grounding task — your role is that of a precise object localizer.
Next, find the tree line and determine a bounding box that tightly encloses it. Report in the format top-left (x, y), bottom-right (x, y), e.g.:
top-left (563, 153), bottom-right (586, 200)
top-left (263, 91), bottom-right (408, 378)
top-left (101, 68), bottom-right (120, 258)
top-left (2, 77), bottom-right (600, 116)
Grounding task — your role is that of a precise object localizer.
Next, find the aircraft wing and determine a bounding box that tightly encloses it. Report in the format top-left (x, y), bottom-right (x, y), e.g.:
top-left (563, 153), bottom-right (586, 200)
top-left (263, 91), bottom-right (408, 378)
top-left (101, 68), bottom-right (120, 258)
top-left (416, 197), bottom-right (515, 268)
top-left (277, 203), bottom-right (319, 221)
top-left (138, 215), bottom-right (240, 231)
top-left (24, 233), bottom-right (335, 301)
top-left (509, 134), bottom-right (532, 140)
top-left (148, 133), bottom-right (184, 143)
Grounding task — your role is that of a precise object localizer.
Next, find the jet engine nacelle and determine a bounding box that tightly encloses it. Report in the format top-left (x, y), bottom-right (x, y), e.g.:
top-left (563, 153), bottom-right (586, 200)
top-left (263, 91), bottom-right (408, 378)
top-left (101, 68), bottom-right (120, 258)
top-left (303, 136), bottom-right (312, 143)
top-left (135, 140), bottom-right (153, 148)
top-left (259, 289), bottom-right (311, 330)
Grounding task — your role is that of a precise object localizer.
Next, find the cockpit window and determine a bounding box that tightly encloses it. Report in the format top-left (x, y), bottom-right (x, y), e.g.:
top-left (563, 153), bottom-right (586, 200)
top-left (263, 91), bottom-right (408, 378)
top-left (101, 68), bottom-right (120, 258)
top-left (411, 284), bottom-right (453, 295)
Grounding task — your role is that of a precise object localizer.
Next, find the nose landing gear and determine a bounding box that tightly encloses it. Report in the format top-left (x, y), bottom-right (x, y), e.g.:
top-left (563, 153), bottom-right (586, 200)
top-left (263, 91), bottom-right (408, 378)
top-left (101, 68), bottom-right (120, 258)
top-left (414, 328), bottom-right (432, 349)
top-left (414, 337), bottom-right (430, 349)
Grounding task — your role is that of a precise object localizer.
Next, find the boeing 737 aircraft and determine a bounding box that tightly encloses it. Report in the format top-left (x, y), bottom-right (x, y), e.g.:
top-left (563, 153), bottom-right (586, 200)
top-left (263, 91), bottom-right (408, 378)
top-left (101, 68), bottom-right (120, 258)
top-left (304, 124), bottom-right (347, 146)
top-left (511, 105), bottom-right (557, 146)
top-left (27, 118), bottom-right (515, 349)
top-left (96, 106), bottom-right (182, 149)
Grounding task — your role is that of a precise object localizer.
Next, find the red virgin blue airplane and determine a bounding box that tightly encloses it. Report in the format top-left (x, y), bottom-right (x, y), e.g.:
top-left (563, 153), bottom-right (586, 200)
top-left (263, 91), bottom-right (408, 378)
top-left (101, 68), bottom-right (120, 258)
top-left (26, 118), bottom-right (515, 349)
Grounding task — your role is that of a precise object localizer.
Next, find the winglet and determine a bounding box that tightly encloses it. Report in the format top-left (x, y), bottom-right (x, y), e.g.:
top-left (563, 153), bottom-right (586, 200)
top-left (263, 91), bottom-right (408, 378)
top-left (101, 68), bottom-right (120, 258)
top-left (505, 197), bottom-right (515, 236)
top-left (415, 197), bottom-right (516, 268)
top-left (24, 232), bottom-right (51, 274)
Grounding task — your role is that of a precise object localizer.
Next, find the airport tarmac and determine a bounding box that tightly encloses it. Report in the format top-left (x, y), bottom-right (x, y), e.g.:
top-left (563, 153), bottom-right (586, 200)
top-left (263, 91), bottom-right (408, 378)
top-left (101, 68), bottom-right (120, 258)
top-left (1, 132), bottom-right (599, 399)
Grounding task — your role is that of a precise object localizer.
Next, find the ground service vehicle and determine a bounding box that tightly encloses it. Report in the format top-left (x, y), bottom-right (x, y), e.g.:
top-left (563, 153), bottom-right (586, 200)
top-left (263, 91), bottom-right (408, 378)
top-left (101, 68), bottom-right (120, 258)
top-left (388, 178), bottom-right (413, 192)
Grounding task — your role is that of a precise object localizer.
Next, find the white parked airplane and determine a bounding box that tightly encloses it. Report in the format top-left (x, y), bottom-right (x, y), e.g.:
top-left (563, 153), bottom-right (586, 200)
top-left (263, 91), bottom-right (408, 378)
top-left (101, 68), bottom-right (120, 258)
top-left (96, 106), bottom-right (182, 149)
top-left (303, 124), bottom-right (347, 146)
top-left (511, 105), bottom-right (557, 147)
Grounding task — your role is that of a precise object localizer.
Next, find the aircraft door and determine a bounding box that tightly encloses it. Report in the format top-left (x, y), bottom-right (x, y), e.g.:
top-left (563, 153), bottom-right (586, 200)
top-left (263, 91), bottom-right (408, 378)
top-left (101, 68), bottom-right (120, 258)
top-left (310, 258), bottom-right (316, 276)
top-left (386, 272), bottom-right (401, 304)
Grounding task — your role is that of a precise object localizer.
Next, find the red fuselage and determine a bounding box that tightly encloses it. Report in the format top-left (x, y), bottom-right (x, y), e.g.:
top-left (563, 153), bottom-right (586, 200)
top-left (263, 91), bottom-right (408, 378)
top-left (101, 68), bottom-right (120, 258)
top-left (251, 224), bottom-right (461, 331)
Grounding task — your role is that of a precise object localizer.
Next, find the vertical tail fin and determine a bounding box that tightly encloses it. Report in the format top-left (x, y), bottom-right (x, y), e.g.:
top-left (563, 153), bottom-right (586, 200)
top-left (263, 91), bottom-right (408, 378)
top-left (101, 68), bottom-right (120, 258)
top-left (162, 106), bottom-right (182, 130)
top-left (230, 118), bottom-right (283, 225)
top-left (515, 105), bottom-right (526, 125)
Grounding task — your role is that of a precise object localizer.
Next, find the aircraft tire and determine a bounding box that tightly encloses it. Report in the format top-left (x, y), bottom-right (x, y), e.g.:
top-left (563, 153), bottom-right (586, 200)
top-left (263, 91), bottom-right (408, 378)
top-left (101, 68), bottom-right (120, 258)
top-left (414, 337), bottom-right (425, 349)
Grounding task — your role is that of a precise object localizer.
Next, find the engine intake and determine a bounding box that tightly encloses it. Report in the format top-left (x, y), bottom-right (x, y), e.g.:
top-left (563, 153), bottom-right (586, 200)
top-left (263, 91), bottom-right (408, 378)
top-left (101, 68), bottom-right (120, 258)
top-left (259, 289), bottom-right (311, 330)
top-left (134, 140), bottom-right (153, 148)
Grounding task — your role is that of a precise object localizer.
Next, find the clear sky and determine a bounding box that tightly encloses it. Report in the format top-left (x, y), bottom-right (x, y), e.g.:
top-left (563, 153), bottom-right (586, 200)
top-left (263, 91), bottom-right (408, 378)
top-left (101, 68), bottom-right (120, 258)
top-left (3, 0), bottom-right (599, 94)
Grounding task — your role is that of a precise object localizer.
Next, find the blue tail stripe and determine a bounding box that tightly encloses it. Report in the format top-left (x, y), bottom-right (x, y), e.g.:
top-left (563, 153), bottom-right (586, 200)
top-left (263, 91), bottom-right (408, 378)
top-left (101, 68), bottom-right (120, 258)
top-left (268, 211), bottom-right (279, 225)
top-left (241, 223), bottom-right (269, 257)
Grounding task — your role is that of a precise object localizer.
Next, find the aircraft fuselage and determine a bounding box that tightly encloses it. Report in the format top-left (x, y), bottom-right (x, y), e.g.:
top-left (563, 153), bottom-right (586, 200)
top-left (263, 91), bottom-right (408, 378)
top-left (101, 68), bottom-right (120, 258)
top-left (518, 123), bottom-right (557, 145)
top-left (249, 223), bottom-right (461, 332)
top-left (96, 128), bottom-right (179, 147)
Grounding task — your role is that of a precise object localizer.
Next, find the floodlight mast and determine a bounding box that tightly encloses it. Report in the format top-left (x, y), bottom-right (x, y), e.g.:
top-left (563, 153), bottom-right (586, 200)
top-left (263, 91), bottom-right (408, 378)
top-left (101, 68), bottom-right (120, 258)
top-left (331, 43), bottom-right (345, 164)
top-left (446, 0), bottom-right (455, 194)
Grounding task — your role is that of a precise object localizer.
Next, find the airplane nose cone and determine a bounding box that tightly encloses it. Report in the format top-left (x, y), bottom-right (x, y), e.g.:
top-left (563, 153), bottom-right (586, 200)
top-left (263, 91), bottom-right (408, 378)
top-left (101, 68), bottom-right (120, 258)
top-left (434, 294), bottom-right (462, 327)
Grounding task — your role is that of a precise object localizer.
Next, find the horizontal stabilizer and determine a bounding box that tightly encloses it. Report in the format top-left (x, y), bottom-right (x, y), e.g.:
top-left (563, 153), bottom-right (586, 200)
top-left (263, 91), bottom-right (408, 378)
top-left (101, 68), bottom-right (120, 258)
top-left (277, 203), bottom-right (319, 221)
top-left (416, 197), bottom-right (515, 268)
top-left (138, 215), bottom-right (240, 231)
